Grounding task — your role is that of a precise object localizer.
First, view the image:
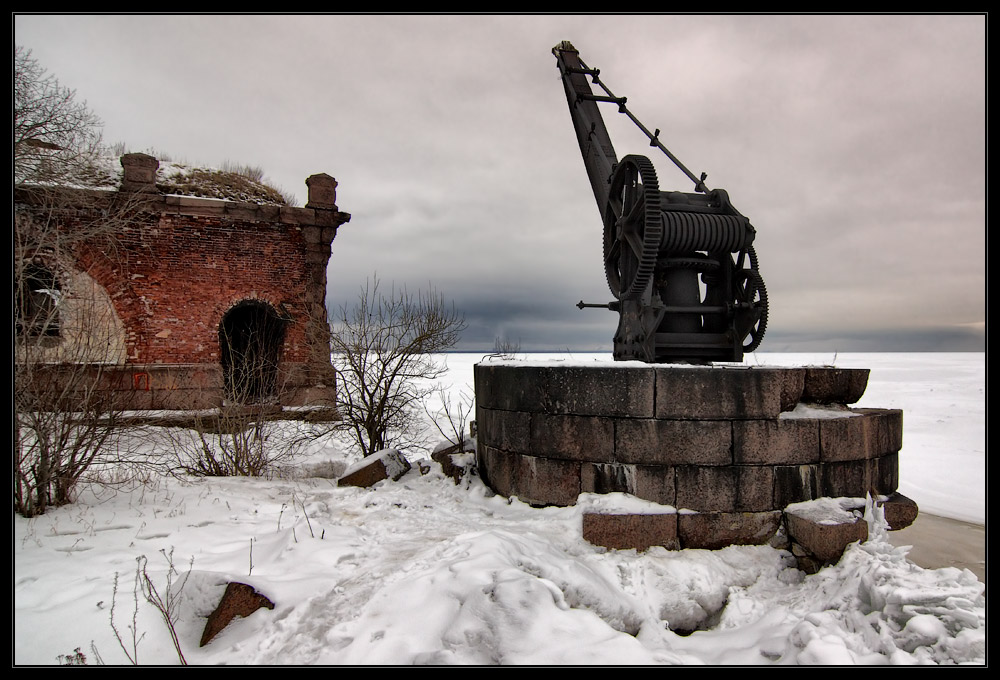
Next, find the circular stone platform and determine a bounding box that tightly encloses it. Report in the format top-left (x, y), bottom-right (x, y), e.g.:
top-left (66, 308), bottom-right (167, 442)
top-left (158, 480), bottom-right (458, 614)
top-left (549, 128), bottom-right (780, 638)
top-left (474, 362), bottom-right (908, 550)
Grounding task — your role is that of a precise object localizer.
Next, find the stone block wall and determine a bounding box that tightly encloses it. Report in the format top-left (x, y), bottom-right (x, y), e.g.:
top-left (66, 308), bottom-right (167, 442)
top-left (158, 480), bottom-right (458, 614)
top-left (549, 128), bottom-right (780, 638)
top-left (475, 363), bottom-right (903, 520)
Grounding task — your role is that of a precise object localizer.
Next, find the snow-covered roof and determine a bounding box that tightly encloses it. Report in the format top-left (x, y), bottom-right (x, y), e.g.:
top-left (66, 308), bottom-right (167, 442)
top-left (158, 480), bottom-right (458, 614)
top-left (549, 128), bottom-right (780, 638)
top-left (17, 153), bottom-right (291, 206)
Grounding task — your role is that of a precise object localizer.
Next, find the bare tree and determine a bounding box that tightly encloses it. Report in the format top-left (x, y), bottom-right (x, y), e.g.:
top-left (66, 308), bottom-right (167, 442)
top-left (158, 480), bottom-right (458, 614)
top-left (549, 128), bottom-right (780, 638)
top-left (14, 46), bottom-right (109, 187)
top-left (14, 47), bottom-right (145, 516)
top-left (331, 276), bottom-right (467, 458)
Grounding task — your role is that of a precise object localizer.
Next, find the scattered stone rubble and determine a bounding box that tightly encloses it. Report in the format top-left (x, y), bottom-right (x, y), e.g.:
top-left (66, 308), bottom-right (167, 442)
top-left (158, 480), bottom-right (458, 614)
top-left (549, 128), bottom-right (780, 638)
top-left (337, 448), bottom-right (412, 488)
top-left (200, 582), bottom-right (275, 647)
top-left (335, 441), bottom-right (477, 488)
top-left (431, 439), bottom-right (477, 484)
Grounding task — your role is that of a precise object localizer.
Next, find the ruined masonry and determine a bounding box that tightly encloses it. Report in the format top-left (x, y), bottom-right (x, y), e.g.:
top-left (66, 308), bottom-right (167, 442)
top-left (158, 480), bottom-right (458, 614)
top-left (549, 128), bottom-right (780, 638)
top-left (19, 153), bottom-right (350, 411)
top-left (475, 363), bottom-right (917, 557)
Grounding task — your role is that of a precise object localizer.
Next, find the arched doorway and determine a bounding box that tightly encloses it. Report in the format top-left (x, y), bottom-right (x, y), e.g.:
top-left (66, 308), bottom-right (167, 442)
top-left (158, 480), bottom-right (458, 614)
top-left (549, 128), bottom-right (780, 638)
top-left (219, 300), bottom-right (288, 404)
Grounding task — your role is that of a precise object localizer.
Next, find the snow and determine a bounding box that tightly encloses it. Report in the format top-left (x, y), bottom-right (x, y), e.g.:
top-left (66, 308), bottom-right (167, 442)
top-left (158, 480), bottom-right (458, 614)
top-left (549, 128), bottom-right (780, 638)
top-left (780, 403), bottom-right (861, 419)
top-left (785, 497), bottom-right (867, 525)
top-left (42, 154), bottom-right (288, 204)
top-left (14, 352), bottom-right (985, 665)
top-left (577, 492), bottom-right (677, 515)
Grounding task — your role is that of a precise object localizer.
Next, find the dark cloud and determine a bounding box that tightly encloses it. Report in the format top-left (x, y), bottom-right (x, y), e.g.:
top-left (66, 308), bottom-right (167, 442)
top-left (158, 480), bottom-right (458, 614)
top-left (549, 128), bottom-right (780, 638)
top-left (15, 14), bottom-right (985, 352)
top-left (762, 325), bottom-right (986, 353)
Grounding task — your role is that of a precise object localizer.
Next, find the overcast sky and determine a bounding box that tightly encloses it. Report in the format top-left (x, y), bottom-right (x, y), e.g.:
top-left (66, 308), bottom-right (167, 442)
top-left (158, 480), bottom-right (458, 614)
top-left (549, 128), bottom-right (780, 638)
top-left (14, 14), bottom-right (985, 352)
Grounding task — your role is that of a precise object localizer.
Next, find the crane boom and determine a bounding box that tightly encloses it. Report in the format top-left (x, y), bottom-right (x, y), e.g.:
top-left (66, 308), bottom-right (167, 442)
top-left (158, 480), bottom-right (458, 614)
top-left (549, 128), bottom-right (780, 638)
top-left (552, 42), bottom-right (619, 212)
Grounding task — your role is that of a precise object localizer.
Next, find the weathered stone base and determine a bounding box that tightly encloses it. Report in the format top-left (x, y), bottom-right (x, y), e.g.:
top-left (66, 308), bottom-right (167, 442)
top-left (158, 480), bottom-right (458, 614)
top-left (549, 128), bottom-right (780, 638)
top-left (880, 492), bottom-right (920, 530)
top-left (477, 414), bottom-right (903, 512)
top-left (680, 510), bottom-right (785, 550)
top-left (785, 511), bottom-right (868, 563)
top-left (582, 512), bottom-right (680, 551)
top-left (475, 362), bottom-right (916, 552)
top-left (26, 362), bottom-right (339, 414)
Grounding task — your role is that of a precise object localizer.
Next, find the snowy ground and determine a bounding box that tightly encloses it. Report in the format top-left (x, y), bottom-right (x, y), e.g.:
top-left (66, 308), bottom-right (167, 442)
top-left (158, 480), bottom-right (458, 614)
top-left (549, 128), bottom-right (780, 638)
top-left (13, 353), bottom-right (986, 665)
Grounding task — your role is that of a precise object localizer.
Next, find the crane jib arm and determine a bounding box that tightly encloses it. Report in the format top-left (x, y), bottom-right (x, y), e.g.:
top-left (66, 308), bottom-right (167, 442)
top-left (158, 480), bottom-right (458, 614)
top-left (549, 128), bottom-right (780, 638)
top-left (552, 42), bottom-right (619, 212)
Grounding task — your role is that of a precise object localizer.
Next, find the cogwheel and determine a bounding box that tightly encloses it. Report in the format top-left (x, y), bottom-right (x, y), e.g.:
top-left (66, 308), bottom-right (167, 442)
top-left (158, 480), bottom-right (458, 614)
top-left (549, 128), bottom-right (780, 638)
top-left (603, 155), bottom-right (662, 300)
top-left (740, 260), bottom-right (768, 353)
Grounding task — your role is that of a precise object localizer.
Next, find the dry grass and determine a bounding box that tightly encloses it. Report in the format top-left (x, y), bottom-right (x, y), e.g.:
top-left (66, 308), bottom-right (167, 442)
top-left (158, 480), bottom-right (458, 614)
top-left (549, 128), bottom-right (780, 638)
top-left (104, 144), bottom-right (294, 206)
top-left (156, 167), bottom-right (290, 205)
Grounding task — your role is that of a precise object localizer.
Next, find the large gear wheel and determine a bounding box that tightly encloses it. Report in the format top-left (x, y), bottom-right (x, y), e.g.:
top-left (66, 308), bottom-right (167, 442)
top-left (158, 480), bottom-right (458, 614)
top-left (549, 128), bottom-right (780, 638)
top-left (603, 155), bottom-right (662, 300)
top-left (735, 246), bottom-right (768, 353)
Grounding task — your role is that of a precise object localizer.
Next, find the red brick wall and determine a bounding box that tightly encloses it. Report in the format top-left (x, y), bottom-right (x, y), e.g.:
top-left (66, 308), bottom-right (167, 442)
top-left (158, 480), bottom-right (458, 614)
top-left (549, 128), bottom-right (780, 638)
top-left (19, 177), bottom-right (349, 409)
top-left (79, 213), bottom-right (314, 365)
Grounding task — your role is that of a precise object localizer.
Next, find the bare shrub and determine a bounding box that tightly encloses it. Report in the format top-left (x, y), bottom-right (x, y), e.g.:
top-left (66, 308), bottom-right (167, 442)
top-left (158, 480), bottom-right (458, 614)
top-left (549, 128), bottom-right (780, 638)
top-left (167, 410), bottom-right (319, 479)
top-left (165, 318), bottom-right (327, 478)
top-left (174, 414), bottom-right (277, 478)
top-left (492, 335), bottom-right (522, 360)
top-left (331, 276), bottom-right (467, 457)
top-left (138, 550), bottom-right (190, 665)
top-left (56, 648), bottom-right (89, 666)
top-left (423, 386), bottom-right (475, 451)
top-left (110, 549), bottom-right (191, 665)
top-left (109, 563), bottom-right (145, 665)
top-left (14, 231), bottom-right (145, 514)
top-left (14, 365), bottom-right (135, 516)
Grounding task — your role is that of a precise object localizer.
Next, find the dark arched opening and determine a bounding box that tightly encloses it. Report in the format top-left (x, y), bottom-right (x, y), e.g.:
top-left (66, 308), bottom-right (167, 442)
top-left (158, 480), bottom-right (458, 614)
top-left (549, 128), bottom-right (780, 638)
top-left (219, 300), bottom-right (288, 404)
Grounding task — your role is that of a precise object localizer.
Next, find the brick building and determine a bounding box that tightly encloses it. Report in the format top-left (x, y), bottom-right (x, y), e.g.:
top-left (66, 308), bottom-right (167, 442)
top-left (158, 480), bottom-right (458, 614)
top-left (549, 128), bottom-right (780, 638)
top-left (14, 153), bottom-right (351, 412)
